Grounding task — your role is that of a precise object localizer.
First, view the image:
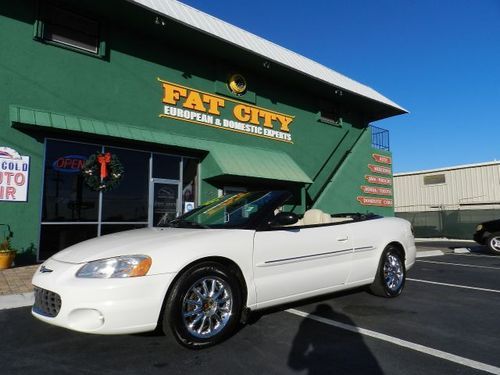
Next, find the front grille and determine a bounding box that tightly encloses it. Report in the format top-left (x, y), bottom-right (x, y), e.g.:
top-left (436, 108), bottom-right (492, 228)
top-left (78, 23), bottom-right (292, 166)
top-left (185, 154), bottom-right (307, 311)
top-left (33, 287), bottom-right (62, 317)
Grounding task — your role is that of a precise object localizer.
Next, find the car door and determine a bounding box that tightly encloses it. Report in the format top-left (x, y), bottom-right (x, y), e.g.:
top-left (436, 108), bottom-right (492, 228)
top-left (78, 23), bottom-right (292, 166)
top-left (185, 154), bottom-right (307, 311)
top-left (346, 219), bottom-right (385, 283)
top-left (253, 224), bottom-right (353, 308)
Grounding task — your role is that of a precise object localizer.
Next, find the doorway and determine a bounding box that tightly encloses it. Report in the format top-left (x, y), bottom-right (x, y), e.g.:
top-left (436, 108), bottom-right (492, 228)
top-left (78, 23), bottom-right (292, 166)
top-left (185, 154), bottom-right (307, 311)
top-left (150, 179), bottom-right (181, 227)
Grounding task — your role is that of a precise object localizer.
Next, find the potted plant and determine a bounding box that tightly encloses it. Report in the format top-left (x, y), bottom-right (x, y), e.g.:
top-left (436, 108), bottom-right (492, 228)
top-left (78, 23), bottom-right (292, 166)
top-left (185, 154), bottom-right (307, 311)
top-left (0, 225), bottom-right (16, 270)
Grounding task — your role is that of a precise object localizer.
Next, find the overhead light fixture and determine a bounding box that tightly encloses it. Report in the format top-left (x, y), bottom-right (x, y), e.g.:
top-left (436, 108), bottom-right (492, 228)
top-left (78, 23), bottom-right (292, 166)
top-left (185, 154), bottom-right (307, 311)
top-left (155, 16), bottom-right (166, 26)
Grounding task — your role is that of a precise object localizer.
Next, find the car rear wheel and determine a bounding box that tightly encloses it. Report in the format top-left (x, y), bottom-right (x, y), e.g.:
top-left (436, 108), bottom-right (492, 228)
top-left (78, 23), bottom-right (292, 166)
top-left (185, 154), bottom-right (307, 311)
top-left (369, 246), bottom-right (406, 297)
top-left (486, 233), bottom-right (500, 255)
top-left (163, 262), bottom-right (242, 348)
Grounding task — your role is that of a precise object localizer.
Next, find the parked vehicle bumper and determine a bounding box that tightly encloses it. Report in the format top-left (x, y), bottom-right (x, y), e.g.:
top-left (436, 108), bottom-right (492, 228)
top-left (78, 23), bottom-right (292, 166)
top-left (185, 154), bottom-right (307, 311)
top-left (31, 258), bottom-right (175, 334)
top-left (473, 231), bottom-right (489, 245)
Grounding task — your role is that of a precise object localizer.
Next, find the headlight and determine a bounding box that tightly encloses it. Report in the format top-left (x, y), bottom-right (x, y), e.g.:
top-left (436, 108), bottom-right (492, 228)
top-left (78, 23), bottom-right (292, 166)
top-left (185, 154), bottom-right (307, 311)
top-left (76, 255), bottom-right (152, 278)
top-left (476, 224), bottom-right (483, 231)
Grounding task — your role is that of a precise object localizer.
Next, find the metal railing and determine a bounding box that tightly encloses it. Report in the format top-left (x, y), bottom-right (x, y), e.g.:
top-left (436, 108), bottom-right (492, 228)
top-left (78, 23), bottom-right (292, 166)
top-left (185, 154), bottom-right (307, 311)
top-left (370, 125), bottom-right (390, 151)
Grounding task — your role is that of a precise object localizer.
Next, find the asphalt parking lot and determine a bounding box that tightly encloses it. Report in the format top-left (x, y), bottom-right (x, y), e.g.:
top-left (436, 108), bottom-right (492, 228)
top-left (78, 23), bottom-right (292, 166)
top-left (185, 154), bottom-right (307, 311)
top-left (1, 249), bottom-right (500, 375)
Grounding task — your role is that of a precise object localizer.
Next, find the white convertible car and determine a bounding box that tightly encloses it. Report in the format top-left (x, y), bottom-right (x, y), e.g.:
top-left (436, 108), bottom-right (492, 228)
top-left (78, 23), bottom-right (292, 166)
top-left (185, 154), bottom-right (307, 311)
top-left (32, 191), bottom-right (416, 348)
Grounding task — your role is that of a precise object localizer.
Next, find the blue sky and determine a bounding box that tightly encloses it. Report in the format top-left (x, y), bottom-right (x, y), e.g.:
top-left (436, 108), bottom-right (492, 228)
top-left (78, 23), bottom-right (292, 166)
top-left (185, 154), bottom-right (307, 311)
top-left (180, 0), bottom-right (500, 173)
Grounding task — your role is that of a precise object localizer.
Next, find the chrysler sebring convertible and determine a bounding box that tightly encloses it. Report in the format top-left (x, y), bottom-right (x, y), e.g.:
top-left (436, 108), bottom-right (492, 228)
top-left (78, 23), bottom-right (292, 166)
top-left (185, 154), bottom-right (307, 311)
top-left (32, 191), bottom-right (416, 348)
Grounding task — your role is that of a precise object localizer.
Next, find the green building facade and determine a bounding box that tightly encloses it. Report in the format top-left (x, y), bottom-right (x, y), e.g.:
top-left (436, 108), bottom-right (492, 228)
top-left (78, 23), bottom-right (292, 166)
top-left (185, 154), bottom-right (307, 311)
top-left (0, 0), bottom-right (405, 261)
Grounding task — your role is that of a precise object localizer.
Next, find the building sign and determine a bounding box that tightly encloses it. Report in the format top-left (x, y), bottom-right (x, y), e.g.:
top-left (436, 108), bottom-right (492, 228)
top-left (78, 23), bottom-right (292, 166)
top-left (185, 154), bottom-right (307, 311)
top-left (360, 186), bottom-right (392, 196)
top-left (52, 155), bottom-right (87, 173)
top-left (357, 153), bottom-right (394, 208)
top-left (0, 147), bottom-right (30, 202)
top-left (158, 78), bottom-right (294, 143)
top-left (372, 153), bottom-right (392, 165)
top-left (357, 196), bottom-right (393, 207)
top-left (368, 164), bottom-right (392, 175)
top-left (365, 175), bottom-right (392, 186)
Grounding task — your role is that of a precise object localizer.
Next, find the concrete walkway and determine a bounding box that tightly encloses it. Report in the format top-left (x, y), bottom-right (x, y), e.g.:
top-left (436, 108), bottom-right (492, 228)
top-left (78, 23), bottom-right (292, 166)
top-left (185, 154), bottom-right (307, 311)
top-left (0, 264), bottom-right (39, 296)
top-left (0, 264), bottom-right (39, 310)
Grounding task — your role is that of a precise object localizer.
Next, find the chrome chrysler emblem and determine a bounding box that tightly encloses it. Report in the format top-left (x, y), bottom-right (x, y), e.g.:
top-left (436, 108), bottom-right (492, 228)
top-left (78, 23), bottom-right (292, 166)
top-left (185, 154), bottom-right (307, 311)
top-left (39, 265), bottom-right (53, 273)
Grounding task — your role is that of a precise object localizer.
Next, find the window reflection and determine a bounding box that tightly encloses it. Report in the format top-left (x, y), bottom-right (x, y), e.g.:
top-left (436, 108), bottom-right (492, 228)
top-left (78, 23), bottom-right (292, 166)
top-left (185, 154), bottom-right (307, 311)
top-left (101, 147), bottom-right (149, 222)
top-left (40, 139), bottom-right (198, 259)
top-left (42, 140), bottom-right (99, 222)
top-left (153, 154), bottom-right (180, 179)
top-left (39, 224), bottom-right (97, 260)
top-left (100, 224), bottom-right (147, 235)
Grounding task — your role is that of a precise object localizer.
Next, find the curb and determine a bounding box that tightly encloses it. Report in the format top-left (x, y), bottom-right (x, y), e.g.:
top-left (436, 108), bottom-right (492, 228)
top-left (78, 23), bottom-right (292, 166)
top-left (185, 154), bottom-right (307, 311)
top-left (0, 292), bottom-right (34, 310)
top-left (453, 248), bottom-right (471, 254)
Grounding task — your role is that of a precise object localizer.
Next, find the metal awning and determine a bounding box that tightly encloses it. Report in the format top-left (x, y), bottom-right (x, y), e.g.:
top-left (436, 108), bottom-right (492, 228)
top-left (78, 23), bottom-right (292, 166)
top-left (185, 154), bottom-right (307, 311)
top-left (10, 105), bottom-right (312, 184)
top-left (204, 145), bottom-right (312, 184)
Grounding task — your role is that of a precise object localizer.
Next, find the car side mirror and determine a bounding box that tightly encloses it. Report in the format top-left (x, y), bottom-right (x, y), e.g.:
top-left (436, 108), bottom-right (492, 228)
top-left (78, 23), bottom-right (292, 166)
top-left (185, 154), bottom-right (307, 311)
top-left (273, 212), bottom-right (299, 226)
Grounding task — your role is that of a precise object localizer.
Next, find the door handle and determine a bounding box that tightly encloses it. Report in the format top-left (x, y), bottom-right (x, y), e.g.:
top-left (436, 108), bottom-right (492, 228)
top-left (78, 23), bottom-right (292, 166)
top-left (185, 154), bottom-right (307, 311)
top-left (336, 236), bottom-right (349, 242)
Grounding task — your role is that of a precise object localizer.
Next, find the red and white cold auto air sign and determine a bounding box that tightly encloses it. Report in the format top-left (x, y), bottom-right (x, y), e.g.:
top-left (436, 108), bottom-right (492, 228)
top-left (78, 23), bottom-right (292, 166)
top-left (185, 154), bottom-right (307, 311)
top-left (0, 147), bottom-right (30, 202)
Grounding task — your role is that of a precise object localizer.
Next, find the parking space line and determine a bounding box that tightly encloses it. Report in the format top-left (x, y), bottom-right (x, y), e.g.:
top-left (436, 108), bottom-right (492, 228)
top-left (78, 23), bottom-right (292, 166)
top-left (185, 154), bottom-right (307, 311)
top-left (286, 308), bottom-right (500, 375)
top-left (417, 260), bottom-right (500, 270)
top-left (407, 278), bottom-right (500, 294)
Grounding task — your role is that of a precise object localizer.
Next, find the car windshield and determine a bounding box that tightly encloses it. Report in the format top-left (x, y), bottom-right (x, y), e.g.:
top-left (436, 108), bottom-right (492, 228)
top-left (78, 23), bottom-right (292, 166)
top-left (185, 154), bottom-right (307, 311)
top-left (164, 191), bottom-right (288, 229)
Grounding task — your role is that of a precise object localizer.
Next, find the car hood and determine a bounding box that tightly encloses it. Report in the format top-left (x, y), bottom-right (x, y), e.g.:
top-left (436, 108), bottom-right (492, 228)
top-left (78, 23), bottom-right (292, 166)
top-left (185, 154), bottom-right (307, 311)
top-left (51, 227), bottom-right (222, 264)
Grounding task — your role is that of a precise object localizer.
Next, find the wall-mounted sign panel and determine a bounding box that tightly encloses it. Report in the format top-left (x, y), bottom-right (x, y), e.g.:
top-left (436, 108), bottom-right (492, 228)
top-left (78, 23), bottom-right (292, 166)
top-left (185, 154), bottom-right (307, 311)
top-left (357, 196), bottom-right (393, 207)
top-left (0, 147), bottom-right (30, 202)
top-left (372, 153), bottom-right (392, 165)
top-left (360, 185), bottom-right (392, 196)
top-left (158, 78), bottom-right (295, 144)
top-left (365, 175), bottom-right (392, 186)
top-left (368, 164), bottom-right (392, 175)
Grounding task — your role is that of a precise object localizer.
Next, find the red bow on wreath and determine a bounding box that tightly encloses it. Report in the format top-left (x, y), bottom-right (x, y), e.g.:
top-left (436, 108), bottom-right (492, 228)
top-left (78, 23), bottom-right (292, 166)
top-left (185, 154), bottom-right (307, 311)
top-left (97, 153), bottom-right (112, 180)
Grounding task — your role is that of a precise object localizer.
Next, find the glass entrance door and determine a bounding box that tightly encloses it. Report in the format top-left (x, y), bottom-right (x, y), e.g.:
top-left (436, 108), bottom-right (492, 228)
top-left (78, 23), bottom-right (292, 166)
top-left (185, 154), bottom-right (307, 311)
top-left (150, 179), bottom-right (180, 227)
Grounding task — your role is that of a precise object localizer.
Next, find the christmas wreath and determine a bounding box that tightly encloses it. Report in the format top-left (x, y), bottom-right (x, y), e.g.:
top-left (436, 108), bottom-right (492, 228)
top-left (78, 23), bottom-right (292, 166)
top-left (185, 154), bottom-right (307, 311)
top-left (82, 152), bottom-right (124, 192)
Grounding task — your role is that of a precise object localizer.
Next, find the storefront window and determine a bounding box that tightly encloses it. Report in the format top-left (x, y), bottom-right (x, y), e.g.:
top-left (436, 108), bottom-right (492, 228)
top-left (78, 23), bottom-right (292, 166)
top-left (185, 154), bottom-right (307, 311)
top-left (40, 139), bottom-right (197, 260)
top-left (101, 147), bottom-right (149, 222)
top-left (153, 154), bottom-right (180, 179)
top-left (182, 158), bottom-right (197, 213)
top-left (100, 224), bottom-right (148, 235)
top-left (39, 224), bottom-right (98, 261)
top-left (42, 140), bottom-right (99, 222)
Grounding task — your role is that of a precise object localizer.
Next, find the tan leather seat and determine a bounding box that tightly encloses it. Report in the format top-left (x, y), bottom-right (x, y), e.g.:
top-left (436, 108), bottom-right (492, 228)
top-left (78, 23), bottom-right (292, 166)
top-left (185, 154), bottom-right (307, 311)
top-left (302, 209), bottom-right (332, 225)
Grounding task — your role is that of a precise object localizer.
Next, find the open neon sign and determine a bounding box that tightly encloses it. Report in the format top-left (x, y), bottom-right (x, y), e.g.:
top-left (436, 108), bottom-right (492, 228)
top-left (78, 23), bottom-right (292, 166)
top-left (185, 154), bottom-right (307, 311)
top-left (52, 155), bottom-right (87, 173)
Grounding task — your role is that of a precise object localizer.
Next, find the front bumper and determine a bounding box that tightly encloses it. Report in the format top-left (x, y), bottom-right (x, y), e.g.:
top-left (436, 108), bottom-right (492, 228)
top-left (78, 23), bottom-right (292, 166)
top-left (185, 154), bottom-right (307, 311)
top-left (32, 258), bottom-right (175, 335)
top-left (473, 231), bottom-right (489, 245)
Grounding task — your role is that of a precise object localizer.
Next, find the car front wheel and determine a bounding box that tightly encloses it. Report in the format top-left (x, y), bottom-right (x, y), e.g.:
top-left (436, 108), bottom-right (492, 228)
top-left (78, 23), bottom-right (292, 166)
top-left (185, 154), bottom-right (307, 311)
top-left (369, 246), bottom-right (406, 297)
top-left (163, 262), bottom-right (242, 348)
top-left (486, 233), bottom-right (500, 255)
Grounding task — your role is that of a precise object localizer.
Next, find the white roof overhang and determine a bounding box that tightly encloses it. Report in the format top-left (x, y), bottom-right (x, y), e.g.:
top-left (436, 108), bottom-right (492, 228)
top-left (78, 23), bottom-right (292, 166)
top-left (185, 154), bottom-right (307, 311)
top-left (127, 0), bottom-right (407, 117)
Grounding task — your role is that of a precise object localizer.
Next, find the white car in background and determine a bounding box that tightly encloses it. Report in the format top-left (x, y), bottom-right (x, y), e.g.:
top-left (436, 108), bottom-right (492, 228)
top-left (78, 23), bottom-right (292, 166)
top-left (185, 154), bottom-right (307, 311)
top-left (32, 191), bottom-right (416, 348)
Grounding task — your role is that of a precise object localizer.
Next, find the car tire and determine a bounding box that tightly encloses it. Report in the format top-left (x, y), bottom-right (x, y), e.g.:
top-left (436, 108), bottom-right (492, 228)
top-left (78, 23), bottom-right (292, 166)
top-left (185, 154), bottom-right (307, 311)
top-left (486, 233), bottom-right (500, 255)
top-left (369, 246), bottom-right (406, 297)
top-left (163, 261), bottom-right (242, 349)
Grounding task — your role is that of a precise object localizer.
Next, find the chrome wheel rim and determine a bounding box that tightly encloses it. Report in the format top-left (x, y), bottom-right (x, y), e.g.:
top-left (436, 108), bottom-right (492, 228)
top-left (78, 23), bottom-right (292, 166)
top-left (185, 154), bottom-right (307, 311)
top-left (182, 276), bottom-right (233, 339)
top-left (490, 237), bottom-right (500, 252)
top-left (383, 253), bottom-right (404, 292)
